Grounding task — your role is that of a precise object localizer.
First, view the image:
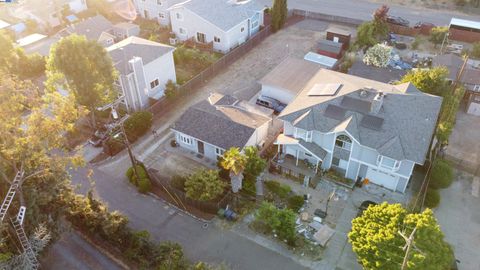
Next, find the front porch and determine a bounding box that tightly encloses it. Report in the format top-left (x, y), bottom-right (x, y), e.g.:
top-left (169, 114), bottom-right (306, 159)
top-left (271, 153), bottom-right (320, 179)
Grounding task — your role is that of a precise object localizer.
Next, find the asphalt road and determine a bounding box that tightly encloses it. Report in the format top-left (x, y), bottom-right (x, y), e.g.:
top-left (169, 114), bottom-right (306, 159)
top-left (258, 0), bottom-right (479, 26)
top-left (69, 160), bottom-right (308, 270)
top-left (42, 231), bottom-right (124, 270)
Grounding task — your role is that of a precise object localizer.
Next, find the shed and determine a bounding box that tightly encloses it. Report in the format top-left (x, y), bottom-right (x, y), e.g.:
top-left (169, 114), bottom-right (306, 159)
top-left (304, 52), bottom-right (338, 70)
top-left (326, 26), bottom-right (351, 46)
top-left (449, 18), bottom-right (480, 43)
top-left (317, 39), bottom-right (344, 59)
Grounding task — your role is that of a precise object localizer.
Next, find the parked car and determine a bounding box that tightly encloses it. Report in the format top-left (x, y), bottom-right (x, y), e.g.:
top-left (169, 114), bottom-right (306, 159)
top-left (414, 21), bottom-right (435, 29)
top-left (387, 16), bottom-right (410, 27)
top-left (356, 200), bottom-right (377, 217)
top-left (256, 95), bottom-right (286, 114)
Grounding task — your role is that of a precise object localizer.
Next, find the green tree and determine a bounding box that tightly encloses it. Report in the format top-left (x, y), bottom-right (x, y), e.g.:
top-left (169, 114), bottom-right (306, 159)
top-left (46, 34), bottom-right (118, 128)
top-left (221, 147), bottom-right (247, 192)
top-left (157, 242), bottom-right (188, 270)
top-left (430, 158), bottom-right (453, 189)
top-left (429, 26), bottom-right (448, 48)
top-left (349, 203), bottom-right (453, 270)
top-left (354, 5), bottom-right (389, 50)
top-left (123, 111), bottom-right (153, 142)
top-left (254, 202), bottom-right (296, 243)
top-left (0, 31), bottom-right (15, 71)
top-left (185, 169), bottom-right (226, 201)
top-left (243, 146), bottom-right (267, 182)
top-left (271, 0), bottom-right (288, 32)
top-left (399, 67), bottom-right (449, 96)
top-left (471, 42), bottom-right (480, 58)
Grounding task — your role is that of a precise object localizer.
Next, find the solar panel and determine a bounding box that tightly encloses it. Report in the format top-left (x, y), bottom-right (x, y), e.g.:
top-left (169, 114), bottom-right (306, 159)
top-left (308, 83), bottom-right (342, 96)
top-left (360, 115), bottom-right (384, 130)
top-left (324, 104), bottom-right (347, 120)
top-left (340, 96), bottom-right (371, 113)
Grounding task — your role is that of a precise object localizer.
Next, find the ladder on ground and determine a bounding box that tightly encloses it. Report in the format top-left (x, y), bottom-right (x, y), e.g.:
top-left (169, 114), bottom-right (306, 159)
top-left (0, 171), bottom-right (24, 222)
top-left (10, 216), bottom-right (38, 269)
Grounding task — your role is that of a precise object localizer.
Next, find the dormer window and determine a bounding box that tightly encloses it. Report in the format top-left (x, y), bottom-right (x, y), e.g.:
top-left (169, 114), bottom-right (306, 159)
top-left (377, 155), bottom-right (401, 171)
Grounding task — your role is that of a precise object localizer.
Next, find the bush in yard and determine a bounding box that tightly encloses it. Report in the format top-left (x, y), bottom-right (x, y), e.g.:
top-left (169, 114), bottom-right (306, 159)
top-left (123, 111), bottom-right (153, 142)
top-left (399, 67), bottom-right (450, 96)
top-left (165, 79), bottom-right (178, 99)
top-left (264, 180), bottom-right (291, 199)
top-left (254, 202), bottom-right (296, 244)
top-left (171, 174), bottom-right (187, 191)
top-left (363, 43), bottom-right (392, 67)
top-left (472, 42), bottom-right (480, 59)
top-left (430, 158), bottom-right (454, 189)
top-left (425, 188), bottom-right (440, 208)
top-left (185, 169), bottom-right (226, 201)
top-left (429, 26), bottom-right (448, 48)
top-left (126, 165), bottom-right (152, 193)
top-left (287, 195), bottom-right (304, 212)
top-left (104, 136), bottom-right (126, 156)
top-left (241, 178), bottom-right (256, 196)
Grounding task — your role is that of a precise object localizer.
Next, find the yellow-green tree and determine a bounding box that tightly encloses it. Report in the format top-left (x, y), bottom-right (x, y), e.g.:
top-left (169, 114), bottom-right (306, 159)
top-left (221, 147), bottom-right (247, 192)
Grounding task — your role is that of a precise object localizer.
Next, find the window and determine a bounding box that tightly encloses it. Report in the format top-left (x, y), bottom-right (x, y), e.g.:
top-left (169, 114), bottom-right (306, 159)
top-left (196, 32), bottom-right (206, 43)
top-left (474, 85), bottom-right (480, 91)
top-left (241, 27), bottom-right (244, 32)
top-left (215, 148), bottom-right (224, 157)
top-left (179, 134), bottom-right (192, 145)
top-left (335, 135), bottom-right (352, 150)
top-left (157, 0), bottom-right (162, 5)
top-left (306, 131), bottom-right (313, 142)
top-left (381, 156), bottom-right (396, 169)
top-left (332, 157), bottom-right (340, 166)
top-left (158, 12), bottom-right (165, 19)
top-left (179, 27), bottom-right (186, 35)
top-left (176, 12), bottom-right (182, 20)
top-left (251, 20), bottom-right (259, 28)
top-left (214, 36), bottom-right (221, 43)
top-left (150, 79), bottom-right (159, 89)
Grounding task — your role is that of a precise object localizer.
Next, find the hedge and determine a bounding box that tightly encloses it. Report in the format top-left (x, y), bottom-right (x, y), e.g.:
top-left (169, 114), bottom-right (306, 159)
top-left (124, 111), bottom-right (153, 142)
top-left (425, 188), bottom-right (440, 208)
top-left (430, 159), bottom-right (454, 189)
top-left (126, 165), bottom-right (152, 193)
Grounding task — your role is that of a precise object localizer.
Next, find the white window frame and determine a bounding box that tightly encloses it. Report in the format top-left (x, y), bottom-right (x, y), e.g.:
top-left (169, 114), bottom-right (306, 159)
top-left (178, 27), bottom-right (187, 35)
top-left (378, 156), bottom-right (400, 171)
top-left (158, 12), bottom-right (165, 19)
top-left (474, 85), bottom-right (480, 92)
top-left (335, 135), bottom-right (352, 150)
top-left (176, 12), bottom-right (183, 21)
top-left (179, 134), bottom-right (192, 145)
top-left (306, 131), bottom-right (313, 142)
top-left (214, 36), bottom-right (221, 43)
top-left (215, 147), bottom-right (224, 157)
top-left (150, 79), bottom-right (159, 89)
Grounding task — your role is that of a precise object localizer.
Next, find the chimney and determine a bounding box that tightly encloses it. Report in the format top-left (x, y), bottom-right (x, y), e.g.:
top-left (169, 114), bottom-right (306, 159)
top-left (371, 92), bottom-right (384, 114)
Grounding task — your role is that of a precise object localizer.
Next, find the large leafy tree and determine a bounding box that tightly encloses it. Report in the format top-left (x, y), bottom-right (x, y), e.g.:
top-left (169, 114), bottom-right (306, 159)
top-left (254, 201), bottom-right (296, 243)
top-left (355, 5), bottom-right (389, 50)
top-left (46, 34), bottom-right (118, 127)
top-left (349, 203), bottom-right (453, 270)
top-left (221, 147), bottom-right (247, 192)
top-left (271, 0), bottom-right (288, 32)
top-left (429, 26), bottom-right (448, 48)
top-left (184, 169), bottom-right (226, 201)
top-left (399, 67), bottom-right (450, 96)
top-left (243, 146), bottom-right (267, 182)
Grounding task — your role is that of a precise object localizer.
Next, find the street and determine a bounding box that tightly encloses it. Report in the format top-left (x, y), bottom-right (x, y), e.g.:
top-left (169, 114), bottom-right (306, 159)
top-left (258, 0), bottom-right (479, 26)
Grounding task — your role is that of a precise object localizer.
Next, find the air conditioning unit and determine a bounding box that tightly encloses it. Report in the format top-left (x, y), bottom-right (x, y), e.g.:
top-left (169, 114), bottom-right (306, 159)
top-left (169, 37), bottom-right (177, 45)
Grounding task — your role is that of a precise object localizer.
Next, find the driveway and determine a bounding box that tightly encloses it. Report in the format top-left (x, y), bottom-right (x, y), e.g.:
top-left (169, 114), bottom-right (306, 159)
top-left (435, 171), bottom-right (480, 270)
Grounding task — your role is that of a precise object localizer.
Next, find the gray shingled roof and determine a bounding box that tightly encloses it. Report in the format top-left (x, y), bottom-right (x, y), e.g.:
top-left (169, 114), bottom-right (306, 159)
top-left (279, 69), bottom-right (442, 164)
top-left (64, 15), bottom-right (113, 41)
top-left (107, 37), bottom-right (175, 75)
top-left (171, 0), bottom-right (264, 31)
top-left (172, 94), bottom-right (270, 150)
top-left (317, 39), bottom-right (342, 54)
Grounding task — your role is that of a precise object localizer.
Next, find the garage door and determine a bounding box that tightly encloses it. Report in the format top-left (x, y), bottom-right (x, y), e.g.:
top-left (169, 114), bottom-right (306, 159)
top-left (366, 168), bottom-right (398, 190)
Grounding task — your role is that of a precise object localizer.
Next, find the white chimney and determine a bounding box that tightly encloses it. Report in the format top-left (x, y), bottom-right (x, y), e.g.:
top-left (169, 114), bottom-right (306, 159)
top-left (371, 92), bottom-right (384, 114)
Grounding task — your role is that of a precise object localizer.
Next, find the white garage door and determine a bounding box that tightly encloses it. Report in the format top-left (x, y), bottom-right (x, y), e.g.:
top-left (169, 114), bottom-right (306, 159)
top-left (366, 168), bottom-right (398, 191)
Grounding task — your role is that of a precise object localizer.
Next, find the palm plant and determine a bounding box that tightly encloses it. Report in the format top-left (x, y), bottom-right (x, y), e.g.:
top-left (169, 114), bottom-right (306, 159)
top-left (221, 147), bottom-right (247, 193)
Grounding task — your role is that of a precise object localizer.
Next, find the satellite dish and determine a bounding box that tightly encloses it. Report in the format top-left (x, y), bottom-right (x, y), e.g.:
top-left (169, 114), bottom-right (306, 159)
top-left (115, 0), bottom-right (137, 21)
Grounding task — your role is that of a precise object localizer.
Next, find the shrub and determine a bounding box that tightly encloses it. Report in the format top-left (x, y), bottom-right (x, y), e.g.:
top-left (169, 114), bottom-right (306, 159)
top-left (363, 43), bottom-right (392, 67)
top-left (264, 180), bottom-right (291, 199)
top-left (425, 188), bottom-right (440, 208)
top-left (472, 42), bottom-right (480, 59)
top-left (126, 165), bottom-right (152, 193)
top-left (429, 26), bottom-right (448, 48)
top-left (138, 178), bottom-right (152, 193)
top-left (411, 36), bottom-right (421, 50)
top-left (184, 169), bottom-right (226, 201)
top-left (104, 136), bottom-right (125, 156)
top-left (170, 139), bottom-right (177, 147)
top-left (430, 159), bottom-right (454, 189)
top-left (254, 202), bottom-right (296, 244)
top-left (287, 195), bottom-right (304, 212)
top-left (165, 79), bottom-right (178, 99)
top-left (124, 111), bottom-right (153, 142)
top-left (242, 179), bottom-right (256, 196)
top-left (171, 174), bottom-right (186, 191)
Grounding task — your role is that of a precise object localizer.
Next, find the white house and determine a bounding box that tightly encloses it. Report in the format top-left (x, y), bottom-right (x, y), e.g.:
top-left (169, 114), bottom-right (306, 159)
top-left (168, 0), bottom-right (265, 53)
top-left (271, 69), bottom-right (442, 193)
top-left (107, 37), bottom-right (176, 111)
top-left (62, 15), bottom-right (116, 47)
top-left (133, 0), bottom-right (185, 26)
top-left (172, 93), bottom-right (271, 160)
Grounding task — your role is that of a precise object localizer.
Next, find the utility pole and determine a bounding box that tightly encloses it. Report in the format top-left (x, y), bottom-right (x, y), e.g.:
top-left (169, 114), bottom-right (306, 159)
top-left (399, 227), bottom-right (418, 270)
top-left (119, 120), bottom-right (140, 186)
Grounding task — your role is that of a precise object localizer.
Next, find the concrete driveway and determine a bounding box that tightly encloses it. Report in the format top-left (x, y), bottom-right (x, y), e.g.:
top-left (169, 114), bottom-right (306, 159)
top-left (435, 171), bottom-right (480, 270)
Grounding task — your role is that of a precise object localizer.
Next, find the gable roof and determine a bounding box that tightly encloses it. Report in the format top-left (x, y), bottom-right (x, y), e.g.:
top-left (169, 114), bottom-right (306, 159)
top-left (172, 93), bottom-right (270, 150)
top-left (279, 69), bottom-right (442, 164)
top-left (259, 57), bottom-right (323, 95)
top-left (170, 0), bottom-right (264, 31)
top-left (107, 37), bottom-right (175, 74)
top-left (64, 15), bottom-right (113, 41)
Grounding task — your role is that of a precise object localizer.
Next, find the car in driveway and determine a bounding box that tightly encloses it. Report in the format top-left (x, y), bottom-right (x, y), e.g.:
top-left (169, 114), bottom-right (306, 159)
top-left (387, 16), bottom-right (410, 27)
top-left (256, 95), bottom-right (286, 114)
top-left (356, 200), bottom-right (378, 217)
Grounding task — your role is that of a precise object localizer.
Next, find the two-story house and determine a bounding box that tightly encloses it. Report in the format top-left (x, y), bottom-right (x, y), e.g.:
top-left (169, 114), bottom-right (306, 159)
top-left (133, 0), bottom-right (185, 26)
top-left (272, 69), bottom-right (442, 193)
top-left (168, 0), bottom-right (265, 53)
top-left (107, 36), bottom-right (176, 111)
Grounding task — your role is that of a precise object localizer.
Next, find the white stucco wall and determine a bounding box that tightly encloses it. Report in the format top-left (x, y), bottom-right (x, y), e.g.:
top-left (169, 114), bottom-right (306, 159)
top-left (142, 50), bottom-right (176, 100)
top-left (245, 121), bottom-right (270, 147)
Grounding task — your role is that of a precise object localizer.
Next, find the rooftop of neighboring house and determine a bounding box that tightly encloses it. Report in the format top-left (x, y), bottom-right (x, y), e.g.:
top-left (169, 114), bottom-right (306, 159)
top-left (107, 36), bottom-right (175, 75)
top-left (172, 93), bottom-right (271, 150)
top-left (259, 57), bottom-right (323, 95)
top-left (348, 60), bottom-right (407, 83)
top-left (113, 22), bottom-right (139, 30)
top-left (317, 39), bottom-right (343, 54)
top-left (432, 54), bottom-right (480, 86)
top-left (62, 15), bottom-right (113, 41)
top-left (278, 69), bottom-right (442, 164)
top-left (169, 0), bottom-right (265, 31)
